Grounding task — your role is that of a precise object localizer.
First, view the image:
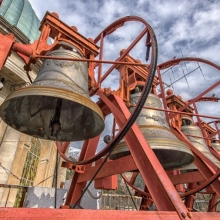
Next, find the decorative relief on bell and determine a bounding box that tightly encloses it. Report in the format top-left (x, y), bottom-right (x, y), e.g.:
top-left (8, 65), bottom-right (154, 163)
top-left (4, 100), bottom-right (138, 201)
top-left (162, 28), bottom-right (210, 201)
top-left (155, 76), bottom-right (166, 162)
top-left (10, 82), bottom-right (31, 91)
top-left (53, 59), bottom-right (74, 68)
top-left (145, 114), bottom-right (168, 127)
top-left (141, 128), bottom-right (156, 135)
top-left (141, 127), bottom-right (177, 139)
top-left (145, 100), bottom-right (161, 109)
top-left (44, 59), bottom-right (51, 66)
top-left (34, 80), bottom-right (90, 98)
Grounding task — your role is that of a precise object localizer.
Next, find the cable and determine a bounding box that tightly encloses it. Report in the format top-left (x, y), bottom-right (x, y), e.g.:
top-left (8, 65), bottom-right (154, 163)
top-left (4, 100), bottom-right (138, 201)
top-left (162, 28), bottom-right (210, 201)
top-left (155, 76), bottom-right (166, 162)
top-left (123, 178), bottom-right (138, 210)
top-left (35, 168), bottom-right (65, 186)
top-left (5, 186), bottom-right (11, 207)
top-left (54, 148), bottom-right (59, 209)
top-left (0, 163), bottom-right (21, 181)
top-left (70, 24), bottom-right (158, 209)
top-left (87, 189), bottom-right (103, 200)
top-left (208, 200), bottom-right (220, 212)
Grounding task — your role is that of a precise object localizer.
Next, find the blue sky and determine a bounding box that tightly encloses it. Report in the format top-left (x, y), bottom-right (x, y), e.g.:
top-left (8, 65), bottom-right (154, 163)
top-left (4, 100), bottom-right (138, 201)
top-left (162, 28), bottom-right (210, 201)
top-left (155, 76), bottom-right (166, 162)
top-left (29, 0), bottom-right (220, 150)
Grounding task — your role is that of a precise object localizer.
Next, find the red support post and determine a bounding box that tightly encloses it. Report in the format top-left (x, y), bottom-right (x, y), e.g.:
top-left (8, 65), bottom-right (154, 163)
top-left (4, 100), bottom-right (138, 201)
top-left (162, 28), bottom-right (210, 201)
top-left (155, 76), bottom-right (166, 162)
top-left (64, 136), bottom-right (100, 205)
top-left (111, 95), bottom-right (192, 219)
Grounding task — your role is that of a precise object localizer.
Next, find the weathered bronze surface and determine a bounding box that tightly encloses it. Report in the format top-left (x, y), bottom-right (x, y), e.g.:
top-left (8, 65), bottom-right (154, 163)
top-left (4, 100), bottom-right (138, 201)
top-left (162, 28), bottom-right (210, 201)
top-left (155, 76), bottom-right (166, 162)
top-left (211, 142), bottom-right (220, 152)
top-left (0, 43), bottom-right (104, 141)
top-left (181, 123), bottom-right (220, 169)
top-left (110, 92), bottom-right (194, 170)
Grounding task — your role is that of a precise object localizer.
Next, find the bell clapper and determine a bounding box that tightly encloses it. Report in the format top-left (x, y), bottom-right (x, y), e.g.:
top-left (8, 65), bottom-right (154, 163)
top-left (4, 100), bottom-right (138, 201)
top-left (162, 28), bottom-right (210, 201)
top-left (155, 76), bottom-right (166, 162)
top-left (49, 98), bottom-right (62, 139)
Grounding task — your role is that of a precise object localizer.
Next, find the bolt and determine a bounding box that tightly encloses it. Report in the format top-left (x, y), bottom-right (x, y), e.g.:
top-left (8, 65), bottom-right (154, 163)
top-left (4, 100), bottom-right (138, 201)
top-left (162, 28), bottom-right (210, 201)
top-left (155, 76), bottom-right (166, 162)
top-left (187, 213), bottom-right (192, 219)
top-left (181, 212), bottom-right (186, 218)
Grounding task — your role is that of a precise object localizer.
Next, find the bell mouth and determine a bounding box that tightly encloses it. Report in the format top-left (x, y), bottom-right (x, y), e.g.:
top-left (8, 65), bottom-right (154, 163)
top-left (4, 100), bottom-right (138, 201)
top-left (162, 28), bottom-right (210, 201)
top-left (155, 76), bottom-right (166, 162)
top-left (110, 147), bottom-right (194, 170)
top-left (153, 149), bottom-right (194, 170)
top-left (0, 86), bottom-right (105, 141)
top-left (109, 139), bottom-right (194, 170)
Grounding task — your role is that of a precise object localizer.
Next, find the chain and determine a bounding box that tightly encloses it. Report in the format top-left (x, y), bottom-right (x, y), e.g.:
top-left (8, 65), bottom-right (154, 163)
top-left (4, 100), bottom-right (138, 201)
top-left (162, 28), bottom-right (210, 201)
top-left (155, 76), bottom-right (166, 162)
top-left (35, 168), bottom-right (65, 186)
top-left (0, 163), bottom-right (21, 181)
top-left (0, 163), bottom-right (65, 187)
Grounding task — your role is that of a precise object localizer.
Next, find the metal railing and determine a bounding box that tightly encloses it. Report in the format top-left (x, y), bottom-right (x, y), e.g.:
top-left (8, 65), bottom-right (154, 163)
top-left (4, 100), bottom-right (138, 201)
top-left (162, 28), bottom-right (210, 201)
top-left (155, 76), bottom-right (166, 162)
top-left (101, 194), bottom-right (142, 210)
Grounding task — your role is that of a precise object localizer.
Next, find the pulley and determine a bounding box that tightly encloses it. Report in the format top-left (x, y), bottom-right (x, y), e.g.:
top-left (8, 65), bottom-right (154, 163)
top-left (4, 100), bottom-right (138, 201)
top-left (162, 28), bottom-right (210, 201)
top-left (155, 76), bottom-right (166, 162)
top-left (0, 42), bottom-right (105, 141)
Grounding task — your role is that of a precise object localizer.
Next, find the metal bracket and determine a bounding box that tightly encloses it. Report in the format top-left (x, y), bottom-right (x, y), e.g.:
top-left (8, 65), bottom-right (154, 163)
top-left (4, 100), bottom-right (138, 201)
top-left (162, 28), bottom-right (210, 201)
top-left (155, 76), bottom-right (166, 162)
top-left (75, 165), bottom-right (85, 174)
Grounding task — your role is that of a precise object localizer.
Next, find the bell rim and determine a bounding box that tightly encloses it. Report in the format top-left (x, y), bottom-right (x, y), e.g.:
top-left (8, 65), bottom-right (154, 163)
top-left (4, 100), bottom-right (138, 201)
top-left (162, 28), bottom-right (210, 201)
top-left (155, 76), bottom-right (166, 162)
top-left (181, 125), bottom-right (202, 131)
top-left (112, 139), bottom-right (193, 154)
top-left (1, 85), bottom-right (104, 120)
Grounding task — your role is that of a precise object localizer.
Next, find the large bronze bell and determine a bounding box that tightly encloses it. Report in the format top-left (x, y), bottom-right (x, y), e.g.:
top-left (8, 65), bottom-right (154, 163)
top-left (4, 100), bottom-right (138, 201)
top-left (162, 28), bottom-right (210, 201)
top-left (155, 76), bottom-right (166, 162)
top-left (0, 42), bottom-right (105, 141)
top-left (110, 92), bottom-right (194, 170)
top-left (181, 118), bottom-right (220, 169)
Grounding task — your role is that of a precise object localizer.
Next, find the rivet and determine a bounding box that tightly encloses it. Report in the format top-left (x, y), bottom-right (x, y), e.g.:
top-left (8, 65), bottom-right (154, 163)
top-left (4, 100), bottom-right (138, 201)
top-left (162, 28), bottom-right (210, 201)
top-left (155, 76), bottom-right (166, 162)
top-left (187, 213), bottom-right (192, 218)
top-left (181, 212), bottom-right (186, 218)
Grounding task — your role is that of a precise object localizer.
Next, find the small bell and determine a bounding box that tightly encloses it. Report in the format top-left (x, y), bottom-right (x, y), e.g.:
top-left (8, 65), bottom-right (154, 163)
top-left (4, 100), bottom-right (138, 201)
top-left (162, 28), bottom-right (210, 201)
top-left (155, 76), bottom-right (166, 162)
top-left (181, 118), bottom-right (220, 170)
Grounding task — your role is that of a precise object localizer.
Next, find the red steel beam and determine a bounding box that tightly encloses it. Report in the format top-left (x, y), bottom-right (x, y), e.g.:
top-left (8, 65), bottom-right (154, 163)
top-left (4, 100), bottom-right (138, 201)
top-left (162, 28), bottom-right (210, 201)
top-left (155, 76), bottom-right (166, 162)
top-left (35, 55), bottom-right (150, 66)
top-left (65, 136), bottom-right (100, 205)
top-left (97, 32), bottom-right (104, 85)
top-left (168, 171), bottom-right (205, 185)
top-left (77, 155), bottom-right (137, 183)
top-left (98, 27), bottom-right (148, 83)
top-left (130, 105), bottom-right (220, 120)
top-left (173, 128), bottom-right (220, 196)
top-left (111, 95), bottom-right (192, 219)
top-left (170, 80), bottom-right (220, 119)
top-left (180, 169), bottom-right (220, 198)
top-left (157, 67), bottom-right (170, 121)
top-left (0, 33), bottom-right (14, 70)
top-left (0, 208), bottom-right (219, 220)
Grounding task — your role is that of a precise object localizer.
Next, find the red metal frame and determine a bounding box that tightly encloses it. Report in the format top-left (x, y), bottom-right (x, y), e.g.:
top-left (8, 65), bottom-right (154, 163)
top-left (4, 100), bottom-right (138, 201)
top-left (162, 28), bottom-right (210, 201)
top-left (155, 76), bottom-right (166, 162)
top-left (0, 11), bottom-right (220, 220)
top-left (1, 208), bottom-right (220, 220)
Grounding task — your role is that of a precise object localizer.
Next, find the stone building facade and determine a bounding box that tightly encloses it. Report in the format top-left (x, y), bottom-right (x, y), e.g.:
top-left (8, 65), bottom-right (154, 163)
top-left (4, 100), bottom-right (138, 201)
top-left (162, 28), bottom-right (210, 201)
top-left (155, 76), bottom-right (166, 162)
top-left (0, 0), bottom-right (66, 207)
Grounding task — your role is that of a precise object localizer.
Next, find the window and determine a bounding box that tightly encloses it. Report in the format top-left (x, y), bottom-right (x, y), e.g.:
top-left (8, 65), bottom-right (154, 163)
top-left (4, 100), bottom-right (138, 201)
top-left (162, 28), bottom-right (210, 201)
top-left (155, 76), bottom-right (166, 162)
top-left (14, 138), bottom-right (41, 207)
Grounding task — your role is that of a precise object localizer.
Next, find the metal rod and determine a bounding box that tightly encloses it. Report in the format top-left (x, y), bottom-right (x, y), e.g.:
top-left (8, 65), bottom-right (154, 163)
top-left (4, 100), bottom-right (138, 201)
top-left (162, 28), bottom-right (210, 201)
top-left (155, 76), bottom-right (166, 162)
top-left (161, 66), bottom-right (173, 75)
top-left (194, 54), bottom-right (206, 80)
top-left (208, 200), bottom-right (220, 212)
top-left (181, 49), bottom-right (189, 72)
top-left (170, 80), bottom-right (220, 118)
top-left (5, 187), bottom-right (11, 207)
top-left (54, 149), bottom-right (59, 209)
top-left (213, 122), bottom-right (220, 140)
top-left (130, 104), bottom-right (220, 120)
top-left (98, 32), bottom-right (104, 85)
top-left (180, 63), bottom-right (190, 88)
top-left (166, 67), bottom-right (199, 88)
top-left (157, 67), bottom-right (170, 122)
top-left (123, 178), bottom-right (138, 210)
top-left (35, 55), bottom-right (149, 66)
top-left (184, 134), bottom-right (218, 141)
top-left (100, 27), bottom-right (148, 83)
